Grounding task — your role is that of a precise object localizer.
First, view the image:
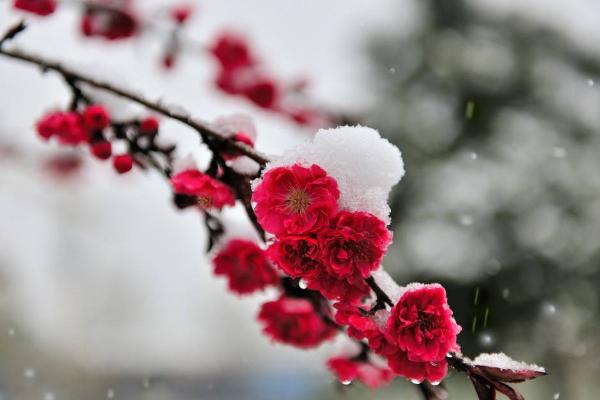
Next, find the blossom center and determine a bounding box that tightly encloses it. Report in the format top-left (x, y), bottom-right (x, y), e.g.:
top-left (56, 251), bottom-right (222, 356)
top-left (197, 195), bottom-right (213, 209)
top-left (417, 311), bottom-right (436, 333)
top-left (286, 189), bottom-right (310, 214)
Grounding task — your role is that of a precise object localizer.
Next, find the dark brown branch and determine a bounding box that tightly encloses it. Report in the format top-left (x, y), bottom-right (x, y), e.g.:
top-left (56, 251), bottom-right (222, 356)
top-left (365, 276), bottom-right (394, 308)
top-left (0, 44), bottom-right (269, 165)
top-left (0, 19), bottom-right (26, 48)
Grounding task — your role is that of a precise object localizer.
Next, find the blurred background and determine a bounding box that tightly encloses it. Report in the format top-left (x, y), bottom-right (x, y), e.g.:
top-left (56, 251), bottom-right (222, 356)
top-left (0, 0), bottom-right (599, 399)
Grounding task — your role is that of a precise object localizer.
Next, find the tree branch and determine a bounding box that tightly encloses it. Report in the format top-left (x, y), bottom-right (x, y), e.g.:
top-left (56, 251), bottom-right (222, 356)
top-left (0, 44), bottom-right (269, 165)
top-left (0, 22), bottom-right (541, 400)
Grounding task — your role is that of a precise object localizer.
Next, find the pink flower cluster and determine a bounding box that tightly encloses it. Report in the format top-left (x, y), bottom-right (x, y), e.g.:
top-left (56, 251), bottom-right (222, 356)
top-left (35, 105), bottom-right (145, 174)
top-left (251, 162), bottom-right (461, 387)
top-left (254, 163), bottom-right (391, 304)
top-left (332, 284), bottom-right (461, 384)
top-left (210, 33), bottom-right (328, 126)
top-left (211, 238), bottom-right (337, 349)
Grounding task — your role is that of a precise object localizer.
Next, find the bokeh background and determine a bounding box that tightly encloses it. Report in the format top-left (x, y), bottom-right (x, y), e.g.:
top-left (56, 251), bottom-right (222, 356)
top-left (1, 0), bottom-right (599, 399)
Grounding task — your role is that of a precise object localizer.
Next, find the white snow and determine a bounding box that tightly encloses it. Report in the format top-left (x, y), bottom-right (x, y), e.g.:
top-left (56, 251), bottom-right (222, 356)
top-left (212, 113), bottom-right (257, 141)
top-left (472, 352), bottom-right (546, 373)
top-left (172, 153), bottom-right (199, 174)
top-left (265, 125), bottom-right (405, 223)
top-left (230, 156), bottom-right (261, 176)
top-left (371, 268), bottom-right (404, 303)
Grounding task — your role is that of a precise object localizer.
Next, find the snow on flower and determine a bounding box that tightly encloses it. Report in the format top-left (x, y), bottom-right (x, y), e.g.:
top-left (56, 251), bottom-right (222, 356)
top-left (257, 295), bottom-right (337, 348)
top-left (386, 283), bottom-right (461, 363)
top-left (266, 125), bottom-right (404, 224)
top-left (212, 239), bottom-right (279, 295)
top-left (327, 356), bottom-right (394, 389)
top-left (212, 113), bottom-right (257, 161)
top-left (212, 113), bottom-right (257, 141)
top-left (252, 164), bottom-right (339, 235)
top-left (170, 169), bottom-right (235, 210)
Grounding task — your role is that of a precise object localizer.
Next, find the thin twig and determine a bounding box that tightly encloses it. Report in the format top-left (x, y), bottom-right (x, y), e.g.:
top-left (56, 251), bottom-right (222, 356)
top-left (0, 45), bottom-right (269, 165)
top-left (0, 19), bottom-right (25, 48)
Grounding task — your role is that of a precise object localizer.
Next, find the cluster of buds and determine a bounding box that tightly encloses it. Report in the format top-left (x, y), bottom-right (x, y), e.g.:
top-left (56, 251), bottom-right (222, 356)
top-left (35, 104), bottom-right (169, 175)
top-left (13, 0), bottom-right (139, 40)
top-left (169, 113), bottom-right (257, 212)
top-left (210, 32), bottom-right (329, 126)
top-left (11, 0), bottom-right (335, 126)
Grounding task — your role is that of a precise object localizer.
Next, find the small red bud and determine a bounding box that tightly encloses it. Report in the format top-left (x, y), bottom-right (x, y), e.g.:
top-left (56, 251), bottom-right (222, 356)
top-left (113, 154), bottom-right (133, 174)
top-left (162, 53), bottom-right (176, 70)
top-left (171, 5), bottom-right (193, 24)
top-left (140, 116), bottom-right (159, 135)
top-left (83, 104), bottom-right (111, 131)
top-left (90, 140), bottom-right (112, 160)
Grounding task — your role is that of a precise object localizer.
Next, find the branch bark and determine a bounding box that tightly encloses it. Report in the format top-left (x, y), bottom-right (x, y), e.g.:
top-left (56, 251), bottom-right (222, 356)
top-left (0, 42), bottom-right (269, 165)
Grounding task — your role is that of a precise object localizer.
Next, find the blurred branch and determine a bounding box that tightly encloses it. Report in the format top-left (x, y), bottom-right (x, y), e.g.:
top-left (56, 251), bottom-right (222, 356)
top-left (0, 19), bottom-right (26, 48)
top-left (0, 38), bottom-right (269, 165)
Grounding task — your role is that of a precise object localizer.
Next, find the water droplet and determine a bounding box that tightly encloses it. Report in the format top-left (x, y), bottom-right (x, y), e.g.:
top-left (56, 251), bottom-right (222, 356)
top-left (502, 288), bottom-right (510, 299)
top-left (542, 302), bottom-right (556, 316)
top-left (8, 328), bottom-right (15, 336)
top-left (44, 393), bottom-right (55, 400)
top-left (106, 389), bottom-right (115, 399)
top-left (469, 151), bottom-right (478, 160)
top-left (587, 79), bottom-right (595, 87)
top-left (459, 214), bottom-right (473, 226)
top-left (389, 67), bottom-right (396, 75)
top-left (410, 379), bottom-right (422, 384)
top-left (479, 333), bottom-right (494, 347)
top-left (553, 393), bottom-right (560, 400)
top-left (552, 147), bottom-right (566, 158)
top-left (341, 379), bottom-right (352, 385)
top-left (299, 279), bottom-right (308, 289)
top-left (24, 368), bottom-right (36, 379)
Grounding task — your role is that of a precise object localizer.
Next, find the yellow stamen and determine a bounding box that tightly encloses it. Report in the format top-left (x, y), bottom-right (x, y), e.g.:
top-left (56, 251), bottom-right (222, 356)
top-left (286, 189), bottom-right (310, 214)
